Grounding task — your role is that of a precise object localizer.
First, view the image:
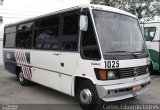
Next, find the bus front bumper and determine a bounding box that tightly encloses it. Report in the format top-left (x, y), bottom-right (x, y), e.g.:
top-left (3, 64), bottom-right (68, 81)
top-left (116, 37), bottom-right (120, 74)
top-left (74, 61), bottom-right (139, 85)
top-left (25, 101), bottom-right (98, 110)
top-left (96, 77), bottom-right (150, 102)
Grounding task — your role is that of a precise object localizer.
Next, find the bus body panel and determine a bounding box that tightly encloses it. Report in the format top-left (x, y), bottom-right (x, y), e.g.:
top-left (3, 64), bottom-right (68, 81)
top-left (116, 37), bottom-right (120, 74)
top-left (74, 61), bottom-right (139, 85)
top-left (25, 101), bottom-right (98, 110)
top-left (72, 57), bottom-right (150, 98)
top-left (142, 22), bottom-right (160, 71)
top-left (3, 49), bottom-right (17, 74)
top-left (3, 49), bottom-right (82, 95)
top-left (3, 48), bottom-right (150, 97)
top-left (96, 76), bottom-right (150, 102)
top-left (146, 42), bottom-right (159, 70)
top-left (31, 67), bottom-right (61, 91)
top-left (30, 50), bottom-right (60, 72)
top-left (59, 52), bottom-right (79, 76)
top-left (74, 58), bottom-right (149, 86)
top-left (59, 52), bottom-right (79, 95)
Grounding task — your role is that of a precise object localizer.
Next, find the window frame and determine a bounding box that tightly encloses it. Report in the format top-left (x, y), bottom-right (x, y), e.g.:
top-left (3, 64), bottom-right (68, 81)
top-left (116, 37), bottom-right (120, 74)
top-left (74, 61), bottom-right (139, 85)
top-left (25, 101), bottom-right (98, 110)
top-left (33, 15), bottom-right (61, 50)
top-left (60, 9), bottom-right (81, 52)
top-left (4, 25), bottom-right (17, 48)
top-left (144, 27), bottom-right (156, 41)
top-left (16, 22), bottom-right (34, 49)
top-left (80, 8), bottom-right (101, 61)
top-left (4, 32), bottom-right (16, 48)
top-left (3, 7), bottom-right (82, 52)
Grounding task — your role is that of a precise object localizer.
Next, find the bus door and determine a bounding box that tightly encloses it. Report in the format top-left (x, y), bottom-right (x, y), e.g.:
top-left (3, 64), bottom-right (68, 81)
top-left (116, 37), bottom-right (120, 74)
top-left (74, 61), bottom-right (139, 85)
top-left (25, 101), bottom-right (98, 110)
top-left (59, 12), bottom-right (80, 94)
top-left (31, 16), bottom-right (62, 90)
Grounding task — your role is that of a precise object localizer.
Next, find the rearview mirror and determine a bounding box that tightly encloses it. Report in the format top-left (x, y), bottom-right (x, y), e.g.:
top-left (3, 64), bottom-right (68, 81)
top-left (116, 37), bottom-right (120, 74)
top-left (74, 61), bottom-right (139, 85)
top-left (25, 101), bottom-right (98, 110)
top-left (80, 15), bottom-right (88, 31)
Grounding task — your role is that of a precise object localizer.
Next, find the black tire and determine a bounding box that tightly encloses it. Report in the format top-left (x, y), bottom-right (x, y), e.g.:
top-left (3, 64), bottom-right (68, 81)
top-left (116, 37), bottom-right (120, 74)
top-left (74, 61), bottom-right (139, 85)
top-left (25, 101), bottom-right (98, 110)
top-left (149, 62), bottom-right (154, 74)
top-left (76, 80), bottom-right (102, 110)
top-left (18, 69), bottom-right (30, 86)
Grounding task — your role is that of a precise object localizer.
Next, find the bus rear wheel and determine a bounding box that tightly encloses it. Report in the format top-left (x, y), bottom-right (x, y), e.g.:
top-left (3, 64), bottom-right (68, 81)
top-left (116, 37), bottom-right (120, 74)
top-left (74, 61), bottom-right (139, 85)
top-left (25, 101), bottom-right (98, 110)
top-left (76, 80), bottom-right (101, 110)
top-left (18, 69), bottom-right (30, 86)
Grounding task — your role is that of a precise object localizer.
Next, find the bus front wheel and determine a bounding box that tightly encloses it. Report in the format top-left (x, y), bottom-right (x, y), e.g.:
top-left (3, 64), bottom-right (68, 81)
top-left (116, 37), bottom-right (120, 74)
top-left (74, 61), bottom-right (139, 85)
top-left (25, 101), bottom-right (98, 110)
top-left (76, 80), bottom-right (101, 110)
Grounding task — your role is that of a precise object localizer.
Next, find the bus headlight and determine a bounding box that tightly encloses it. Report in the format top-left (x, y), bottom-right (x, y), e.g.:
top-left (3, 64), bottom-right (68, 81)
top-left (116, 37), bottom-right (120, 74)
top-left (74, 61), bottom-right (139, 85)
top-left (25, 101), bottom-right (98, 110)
top-left (146, 67), bottom-right (150, 74)
top-left (146, 58), bottom-right (151, 65)
top-left (107, 71), bottom-right (116, 79)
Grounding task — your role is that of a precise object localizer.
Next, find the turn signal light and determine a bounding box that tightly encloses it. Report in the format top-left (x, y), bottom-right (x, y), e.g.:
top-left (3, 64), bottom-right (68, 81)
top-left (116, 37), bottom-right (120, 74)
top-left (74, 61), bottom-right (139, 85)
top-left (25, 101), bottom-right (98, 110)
top-left (94, 68), bottom-right (118, 80)
top-left (99, 69), bottom-right (107, 80)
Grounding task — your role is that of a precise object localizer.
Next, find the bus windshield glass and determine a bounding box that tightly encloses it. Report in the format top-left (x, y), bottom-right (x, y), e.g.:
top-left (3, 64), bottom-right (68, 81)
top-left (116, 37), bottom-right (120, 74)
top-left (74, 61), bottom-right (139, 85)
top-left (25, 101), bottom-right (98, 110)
top-left (92, 10), bottom-right (147, 59)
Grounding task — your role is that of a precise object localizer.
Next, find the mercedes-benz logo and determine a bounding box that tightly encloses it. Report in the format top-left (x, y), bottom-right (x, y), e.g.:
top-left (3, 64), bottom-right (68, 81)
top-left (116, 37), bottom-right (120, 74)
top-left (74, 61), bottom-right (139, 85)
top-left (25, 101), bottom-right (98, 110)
top-left (134, 68), bottom-right (138, 76)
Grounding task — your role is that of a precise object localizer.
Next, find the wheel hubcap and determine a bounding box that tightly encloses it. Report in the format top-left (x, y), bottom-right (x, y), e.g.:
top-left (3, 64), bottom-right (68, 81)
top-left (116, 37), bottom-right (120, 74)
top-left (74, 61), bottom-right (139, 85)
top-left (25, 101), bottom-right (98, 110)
top-left (80, 88), bottom-right (92, 104)
top-left (19, 72), bottom-right (24, 82)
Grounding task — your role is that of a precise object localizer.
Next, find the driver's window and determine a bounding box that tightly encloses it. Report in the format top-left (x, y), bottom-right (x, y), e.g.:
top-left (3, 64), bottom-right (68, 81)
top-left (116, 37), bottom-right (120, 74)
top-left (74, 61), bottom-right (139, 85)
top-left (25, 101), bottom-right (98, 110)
top-left (81, 10), bottom-right (101, 60)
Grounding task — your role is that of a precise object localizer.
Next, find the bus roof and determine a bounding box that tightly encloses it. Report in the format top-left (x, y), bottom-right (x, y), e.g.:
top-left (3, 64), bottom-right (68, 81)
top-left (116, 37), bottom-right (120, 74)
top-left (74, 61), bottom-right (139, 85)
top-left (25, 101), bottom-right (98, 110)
top-left (141, 21), bottom-right (160, 24)
top-left (5, 4), bottom-right (137, 27)
top-left (88, 4), bottom-right (136, 18)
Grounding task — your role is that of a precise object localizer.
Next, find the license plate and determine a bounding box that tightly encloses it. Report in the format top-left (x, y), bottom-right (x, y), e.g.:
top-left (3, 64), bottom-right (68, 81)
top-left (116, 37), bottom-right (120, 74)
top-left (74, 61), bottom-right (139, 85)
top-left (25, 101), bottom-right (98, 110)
top-left (132, 85), bottom-right (141, 91)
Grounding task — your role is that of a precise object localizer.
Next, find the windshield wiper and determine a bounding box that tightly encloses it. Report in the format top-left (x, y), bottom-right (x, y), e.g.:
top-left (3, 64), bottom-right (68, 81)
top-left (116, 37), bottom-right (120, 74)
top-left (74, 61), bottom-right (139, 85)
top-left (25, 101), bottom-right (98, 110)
top-left (145, 52), bottom-right (150, 57)
top-left (134, 51), bottom-right (150, 57)
top-left (106, 51), bottom-right (138, 58)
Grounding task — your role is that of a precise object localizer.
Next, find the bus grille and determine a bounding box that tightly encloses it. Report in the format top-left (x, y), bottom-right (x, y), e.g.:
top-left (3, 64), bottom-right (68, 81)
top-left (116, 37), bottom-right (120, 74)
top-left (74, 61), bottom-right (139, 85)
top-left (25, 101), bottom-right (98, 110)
top-left (119, 66), bottom-right (147, 78)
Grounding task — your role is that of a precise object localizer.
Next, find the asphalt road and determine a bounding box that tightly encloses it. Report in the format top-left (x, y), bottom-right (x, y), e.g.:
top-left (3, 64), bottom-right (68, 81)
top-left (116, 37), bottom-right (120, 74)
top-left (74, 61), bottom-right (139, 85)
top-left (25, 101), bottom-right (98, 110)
top-left (0, 66), bottom-right (160, 110)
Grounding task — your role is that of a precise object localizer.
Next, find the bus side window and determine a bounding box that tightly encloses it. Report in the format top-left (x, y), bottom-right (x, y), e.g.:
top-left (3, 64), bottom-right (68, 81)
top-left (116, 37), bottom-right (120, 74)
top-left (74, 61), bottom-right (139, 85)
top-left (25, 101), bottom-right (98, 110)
top-left (34, 16), bottom-right (60, 50)
top-left (16, 22), bottom-right (33, 48)
top-left (4, 26), bottom-right (16, 48)
top-left (5, 33), bottom-right (16, 48)
top-left (62, 13), bottom-right (79, 51)
top-left (81, 12), bottom-right (101, 60)
top-left (144, 27), bottom-right (156, 41)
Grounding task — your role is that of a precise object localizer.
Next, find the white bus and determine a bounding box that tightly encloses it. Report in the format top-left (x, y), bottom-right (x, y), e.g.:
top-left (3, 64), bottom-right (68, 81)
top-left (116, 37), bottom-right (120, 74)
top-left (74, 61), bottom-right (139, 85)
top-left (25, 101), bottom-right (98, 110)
top-left (3, 5), bottom-right (150, 109)
top-left (141, 21), bottom-right (160, 72)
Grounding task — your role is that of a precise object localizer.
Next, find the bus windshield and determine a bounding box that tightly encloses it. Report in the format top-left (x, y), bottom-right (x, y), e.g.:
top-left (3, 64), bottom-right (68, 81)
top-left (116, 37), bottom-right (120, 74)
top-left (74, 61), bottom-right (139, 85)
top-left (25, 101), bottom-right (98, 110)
top-left (92, 10), bottom-right (147, 59)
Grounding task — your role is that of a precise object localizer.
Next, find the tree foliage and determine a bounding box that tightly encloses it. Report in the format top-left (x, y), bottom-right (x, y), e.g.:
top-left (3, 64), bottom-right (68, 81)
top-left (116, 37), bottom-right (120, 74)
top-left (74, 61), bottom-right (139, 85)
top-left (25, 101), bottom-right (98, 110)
top-left (91, 0), bottom-right (160, 21)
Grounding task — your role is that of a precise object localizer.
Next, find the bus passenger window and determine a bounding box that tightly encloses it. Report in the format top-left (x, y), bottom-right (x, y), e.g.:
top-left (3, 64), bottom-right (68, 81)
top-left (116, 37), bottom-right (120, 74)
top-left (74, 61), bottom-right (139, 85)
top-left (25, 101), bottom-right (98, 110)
top-left (81, 13), bottom-right (101, 60)
top-left (16, 22), bottom-right (33, 48)
top-left (5, 33), bottom-right (16, 48)
top-left (4, 26), bottom-right (16, 48)
top-left (62, 13), bottom-right (79, 51)
top-left (34, 16), bottom-right (60, 50)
